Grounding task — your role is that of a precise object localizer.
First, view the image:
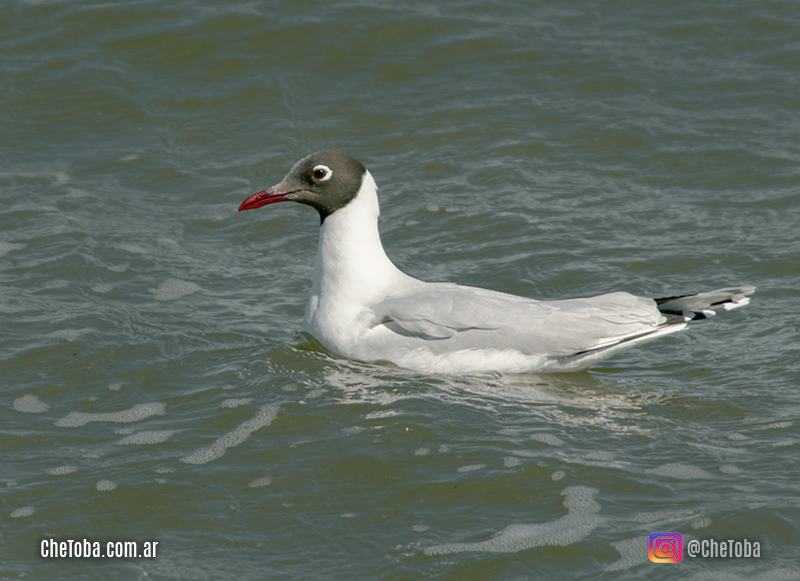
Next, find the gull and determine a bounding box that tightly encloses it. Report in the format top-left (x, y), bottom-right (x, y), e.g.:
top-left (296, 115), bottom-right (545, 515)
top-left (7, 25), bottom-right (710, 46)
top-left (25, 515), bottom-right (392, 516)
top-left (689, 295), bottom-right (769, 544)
top-left (239, 150), bottom-right (754, 374)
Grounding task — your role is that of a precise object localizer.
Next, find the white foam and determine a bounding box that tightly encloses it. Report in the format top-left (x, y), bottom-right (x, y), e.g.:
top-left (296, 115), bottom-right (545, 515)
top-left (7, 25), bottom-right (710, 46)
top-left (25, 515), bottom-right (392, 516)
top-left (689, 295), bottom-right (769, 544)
top-left (691, 516), bottom-right (712, 529)
top-left (551, 470), bottom-right (566, 481)
top-left (0, 242), bottom-right (26, 258)
top-left (114, 243), bottom-right (149, 255)
top-left (414, 447), bottom-right (430, 456)
top-left (412, 524), bottom-right (430, 532)
top-left (150, 278), bottom-right (200, 302)
top-left (221, 398), bottom-right (252, 409)
top-left (529, 433), bottom-right (564, 446)
top-left (92, 283), bottom-right (113, 294)
top-left (55, 402), bottom-right (166, 427)
top-left (457, 464), bottom-right (486, 473)
top-left (10, 506), bottom-right (35, 518)
top-left (51, 328), bottom-right (93, 342)
top-left (423, 486), bottom-right (601, 555)
top-left (118, 430), bottom-right (177, 446)
top-left (605, 536), bottom-right (648, 571)
top-left (631, 509), bottom-right (698, 525)
top-left (720, 464), bottom-right (741, 474)
top-left (13, 394), bottom-right (50, 414)
top-left (96, 480), bottom-right (117, 491)
top-left (647, 462), bottom-right (713, 480)
top-left (247, 476), bottom-right (272, 488)
top-left (46, 465), bottom-right (78, 476)
top-left (181, 404), bottom-right (279, 465)
top-left (503, 456), bottom-right (522, 468)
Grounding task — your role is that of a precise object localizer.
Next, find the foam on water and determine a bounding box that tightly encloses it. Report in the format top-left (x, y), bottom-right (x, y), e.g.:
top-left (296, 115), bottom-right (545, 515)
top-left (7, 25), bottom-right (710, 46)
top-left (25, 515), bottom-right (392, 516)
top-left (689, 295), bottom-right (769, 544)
top-left (13, 394), bottom-right (50, 414)
top-left (10, 506), bottom-right (35, 519)
top-left (605, 536), bottom-right (648, 571)
top-left (720, 464), bottom-right (742, 474)
top-left (46, 465), bottom-right (78, 476)
top-left (150, 278), bottom-right (201, 302)
top-left (503, 456), bottom-right (522, 468)
top-left (529, 433), bottom-right (564, 446)
top-left (55, 403), bottom-right (166, 427)
top-left (221, 398), bottom-right (252, 409)
top-left (96, 480), bottom-right (117, 491)
top-left (50, 328), bottom-right (94, 342)
top-left (423, 486), bottom-right (602, 555)
top-left (691, 516), bottom-right (712, 529)
top-left (118, 430), bottom-right (178, 445)
top-left (457, 464), bottom-right (486, 473)
top-left (0, 242), bottom-right (26, 258)
top-left (647, 463), bottom-right (714, 480)
top-left (247, 476), bottom-right (272, 488)
top-left (181, 404), bottom-right (279, 465)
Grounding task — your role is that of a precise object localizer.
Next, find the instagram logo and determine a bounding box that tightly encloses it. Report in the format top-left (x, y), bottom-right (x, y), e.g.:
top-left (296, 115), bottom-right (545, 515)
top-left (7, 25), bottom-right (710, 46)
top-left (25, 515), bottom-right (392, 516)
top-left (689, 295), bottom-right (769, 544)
top-left (648, 532), bottom-right (683, 563)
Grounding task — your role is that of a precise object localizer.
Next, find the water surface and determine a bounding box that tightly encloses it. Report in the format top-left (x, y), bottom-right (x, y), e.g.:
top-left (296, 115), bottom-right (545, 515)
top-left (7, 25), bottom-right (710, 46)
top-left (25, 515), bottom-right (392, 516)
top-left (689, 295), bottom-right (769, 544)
top-left (2, 1), bottom-right (799, 578)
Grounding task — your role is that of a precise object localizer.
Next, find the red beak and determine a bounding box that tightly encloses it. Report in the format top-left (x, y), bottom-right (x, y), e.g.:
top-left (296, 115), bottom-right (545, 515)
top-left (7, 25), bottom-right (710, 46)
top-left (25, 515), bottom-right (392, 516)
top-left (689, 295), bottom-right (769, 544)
top-left (238, 187), bottom-right (291, 212)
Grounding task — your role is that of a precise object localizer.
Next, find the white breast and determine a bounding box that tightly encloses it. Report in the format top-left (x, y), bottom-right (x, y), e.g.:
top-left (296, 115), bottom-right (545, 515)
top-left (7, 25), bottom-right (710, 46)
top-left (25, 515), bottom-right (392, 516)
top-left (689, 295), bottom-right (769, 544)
top-left (303, 171), bottom-right (420, 354)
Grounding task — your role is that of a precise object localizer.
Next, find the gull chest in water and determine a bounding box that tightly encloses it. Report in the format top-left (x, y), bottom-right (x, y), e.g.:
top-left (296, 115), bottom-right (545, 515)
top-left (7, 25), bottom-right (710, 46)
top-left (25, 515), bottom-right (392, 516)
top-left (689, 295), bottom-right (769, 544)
top-left (239, 149), bottom-right (755, 374)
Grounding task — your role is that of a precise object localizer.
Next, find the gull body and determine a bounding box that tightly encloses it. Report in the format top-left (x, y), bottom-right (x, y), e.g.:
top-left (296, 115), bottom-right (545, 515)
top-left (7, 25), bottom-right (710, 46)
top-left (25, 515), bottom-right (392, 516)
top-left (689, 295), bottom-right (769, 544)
top-left (239, 150), bottom-right (754, 374)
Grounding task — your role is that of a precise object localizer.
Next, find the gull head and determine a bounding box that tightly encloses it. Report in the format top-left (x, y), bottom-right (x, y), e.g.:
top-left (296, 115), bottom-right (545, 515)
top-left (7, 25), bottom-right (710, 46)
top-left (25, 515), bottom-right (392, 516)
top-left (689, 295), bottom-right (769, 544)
top-left (239, 150), bottom-right (366, 222)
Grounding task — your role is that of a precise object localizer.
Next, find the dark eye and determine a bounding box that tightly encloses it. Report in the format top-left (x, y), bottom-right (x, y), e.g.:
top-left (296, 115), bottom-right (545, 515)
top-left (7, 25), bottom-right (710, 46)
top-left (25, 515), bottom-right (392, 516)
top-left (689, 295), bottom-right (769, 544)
top-left (311, 164), bottom-right (332, 182)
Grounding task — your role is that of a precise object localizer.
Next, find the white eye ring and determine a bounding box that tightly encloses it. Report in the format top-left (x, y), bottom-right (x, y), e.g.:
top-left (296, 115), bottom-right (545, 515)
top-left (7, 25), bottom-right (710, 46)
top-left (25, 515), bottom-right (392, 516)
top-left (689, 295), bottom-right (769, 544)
top-left (312, 164), bottom-right (333, 182)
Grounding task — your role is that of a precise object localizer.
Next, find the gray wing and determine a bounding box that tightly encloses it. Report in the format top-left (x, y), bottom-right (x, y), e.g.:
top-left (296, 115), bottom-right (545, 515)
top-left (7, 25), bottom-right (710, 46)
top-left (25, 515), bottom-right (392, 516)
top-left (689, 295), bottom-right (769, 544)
top-left (371, 283), bottom-right (669, 356)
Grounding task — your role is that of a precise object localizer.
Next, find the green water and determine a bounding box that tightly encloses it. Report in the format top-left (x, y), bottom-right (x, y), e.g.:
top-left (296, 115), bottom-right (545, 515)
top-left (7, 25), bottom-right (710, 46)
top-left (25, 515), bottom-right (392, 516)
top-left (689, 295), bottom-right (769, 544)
top-left (2, 1), bottom-right (799, 579)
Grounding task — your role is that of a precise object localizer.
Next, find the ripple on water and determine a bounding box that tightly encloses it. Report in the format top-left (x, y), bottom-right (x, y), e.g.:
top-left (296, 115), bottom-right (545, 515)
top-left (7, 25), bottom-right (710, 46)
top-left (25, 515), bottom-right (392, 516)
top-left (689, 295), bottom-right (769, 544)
top-left (10, 506), bottom-right (35, 519)
top-left (605, 536), bottom-right (648, 572)
top-left (0, 242), bottom-right (26, 258)
top-left (457, 464), bottom-right (486, 473)
top-left (529, 433), bottom-right (564, 446)
top-left (55, 403), bottom-right (166, 428)
top-left (221, 398), bottom-right (252, 409)
top-left (96, 480), bottom-right (117, 492)
top-left (247, 476), bottom-right (272, 488)
top-left (118, 430), bottom-right (178, 445)
top-left (181, 404), bottom-right (279, 465)
top-left (647, 463), bottom-right (714, 480)
top-left (423, 486), bottom-right (602, 555)
top-left (720, 464), bottom-right (742, 474)
top-left (13, 394), bottom-right (50, 413)
top-left (46, 465), bottom-right (79, 476)
top-left (150, 278), bottom-right (201, 301)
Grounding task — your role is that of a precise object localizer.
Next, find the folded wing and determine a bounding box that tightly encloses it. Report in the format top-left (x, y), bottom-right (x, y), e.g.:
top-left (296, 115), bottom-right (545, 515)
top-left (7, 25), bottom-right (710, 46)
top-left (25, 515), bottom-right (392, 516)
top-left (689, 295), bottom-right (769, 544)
top-left (371, 283), bottom-right (673, 357)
